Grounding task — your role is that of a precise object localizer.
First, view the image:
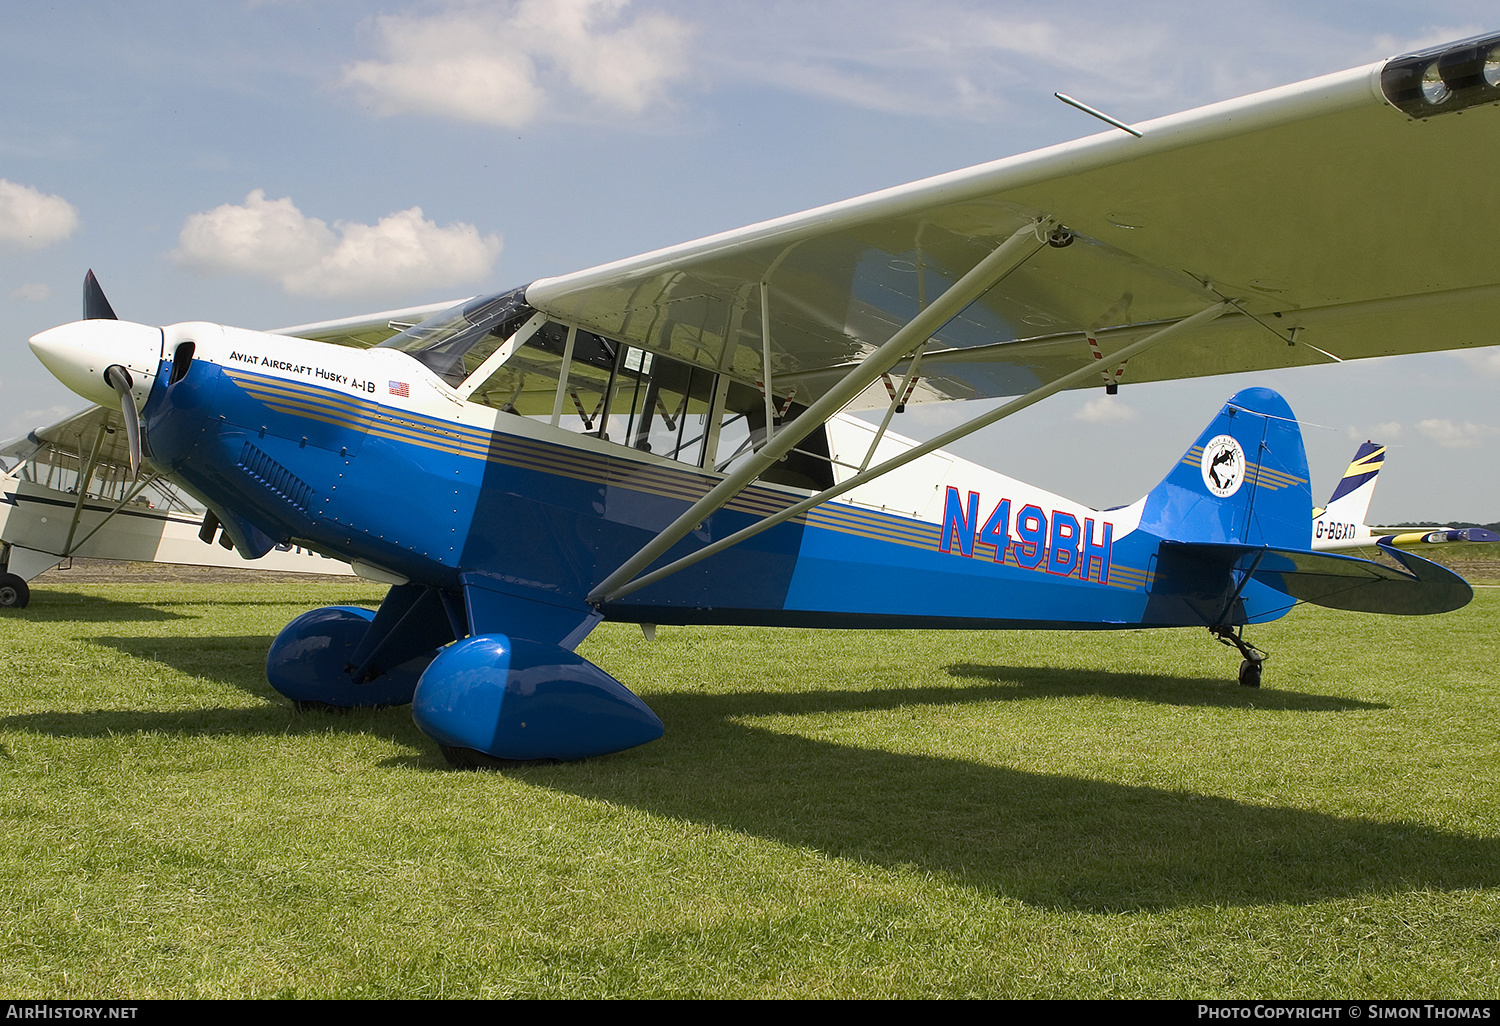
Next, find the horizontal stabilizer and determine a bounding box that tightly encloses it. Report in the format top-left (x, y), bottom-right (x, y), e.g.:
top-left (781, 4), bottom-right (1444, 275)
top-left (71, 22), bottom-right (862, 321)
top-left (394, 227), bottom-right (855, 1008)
top-left (1162, 541), bottom-right (1471, 616)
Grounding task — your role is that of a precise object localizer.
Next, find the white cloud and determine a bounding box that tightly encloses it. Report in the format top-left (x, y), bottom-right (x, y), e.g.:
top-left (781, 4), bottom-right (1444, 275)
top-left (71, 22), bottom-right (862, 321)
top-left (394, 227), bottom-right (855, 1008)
top-left (0, 179), bottom-right (79, 250)
top-left (173, 190), bottom-right (501, 300)
top-left (1346, 421), bottom-right (1403, 443)
top-left (10, 283), bottom-right (52, 302)
top-left (696, 5), bottom-right (1195, 120)
top-left (1454, 347), bottom-right (1500, 377)
top-left (284, 207), bottom-right (501, 299)
top-left (1416, 419), bottom-right (1498, 448)
top-left (341, 0), bottom-right (692, 128)
top-left (175, 190), bottom-right (333, 279)
top-left (1074, 395), bottom-right (1137, 422)
top-left (4, 404), bottom-right (75, 441)
top-left (689, 4), bottom-right (1490, 124)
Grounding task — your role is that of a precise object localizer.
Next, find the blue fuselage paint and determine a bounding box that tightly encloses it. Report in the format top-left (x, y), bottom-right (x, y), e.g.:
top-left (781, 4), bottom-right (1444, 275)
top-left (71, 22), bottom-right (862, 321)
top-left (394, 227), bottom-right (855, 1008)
top-left (141, 349), bottom-right (1302, 638)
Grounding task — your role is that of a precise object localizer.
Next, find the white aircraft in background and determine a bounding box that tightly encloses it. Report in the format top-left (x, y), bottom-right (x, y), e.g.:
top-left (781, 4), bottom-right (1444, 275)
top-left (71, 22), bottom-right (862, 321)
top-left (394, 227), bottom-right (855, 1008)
top-left (1312, 441), bottom-right (1499, 552)
top-left (0, 403), bottom-right (351, 608)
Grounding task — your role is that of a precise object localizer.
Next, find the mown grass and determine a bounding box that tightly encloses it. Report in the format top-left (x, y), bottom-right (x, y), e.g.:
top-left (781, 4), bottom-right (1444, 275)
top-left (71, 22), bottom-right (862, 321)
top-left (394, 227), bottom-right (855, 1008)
top-left (1, 581), bottom-right (1497, 998)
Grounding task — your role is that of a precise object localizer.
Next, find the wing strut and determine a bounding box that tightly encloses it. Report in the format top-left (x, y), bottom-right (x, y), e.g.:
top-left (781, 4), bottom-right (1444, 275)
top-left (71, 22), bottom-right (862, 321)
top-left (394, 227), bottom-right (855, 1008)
top-left (759, 282), bottom-right (777, 443)
top-left (60, 421), bottom-right (110, 558)
top-left (586, 218), bottom-right (1057, 606)
top-left (861, 347), bottom-right (924, 471)
top-left (598, 299), bottom-right (1232, 604)
top-left (63, 471), bottom-right (165, 557)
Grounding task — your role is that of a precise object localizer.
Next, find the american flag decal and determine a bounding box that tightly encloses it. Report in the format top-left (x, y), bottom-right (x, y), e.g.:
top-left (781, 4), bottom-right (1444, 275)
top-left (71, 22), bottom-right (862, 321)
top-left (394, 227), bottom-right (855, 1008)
top-left (388, 380), bottom-right (409, 397)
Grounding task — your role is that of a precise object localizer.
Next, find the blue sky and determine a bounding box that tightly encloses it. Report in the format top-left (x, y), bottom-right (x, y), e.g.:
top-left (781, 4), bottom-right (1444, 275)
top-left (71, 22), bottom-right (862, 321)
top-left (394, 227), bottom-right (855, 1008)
top-left (1, 1), bottom-right (1496, 522)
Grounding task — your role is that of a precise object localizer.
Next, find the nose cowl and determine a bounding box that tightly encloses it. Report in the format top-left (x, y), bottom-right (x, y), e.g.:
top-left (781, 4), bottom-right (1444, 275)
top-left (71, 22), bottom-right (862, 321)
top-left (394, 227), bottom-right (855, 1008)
top-left (29, 320), bottom-right (164, 408)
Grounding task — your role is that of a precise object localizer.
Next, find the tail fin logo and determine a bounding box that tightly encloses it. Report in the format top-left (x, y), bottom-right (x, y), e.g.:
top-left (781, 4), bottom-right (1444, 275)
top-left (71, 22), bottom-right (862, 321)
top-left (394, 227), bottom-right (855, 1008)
top-left (1201, 435), bottom-right (1246, 497)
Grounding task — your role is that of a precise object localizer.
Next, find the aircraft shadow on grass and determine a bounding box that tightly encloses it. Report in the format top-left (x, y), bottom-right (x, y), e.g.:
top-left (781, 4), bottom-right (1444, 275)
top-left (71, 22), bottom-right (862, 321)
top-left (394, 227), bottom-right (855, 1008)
top-left (3, 642), bottom-right (1483, 914)
top-left (944, 663), bottom-right (1387, 712)
top-left (92, 634), bottom-right (337, 701)
top-left (3, 590), bottom-right (194, 623)
top-left (538, 691), bottom-right (1500, 914)
top-left (2, 588), bottom-right (381, 624)
top-left (3, 631), bottom-right (432, 748)
top-left (4, 633), bottom-right (432, 747)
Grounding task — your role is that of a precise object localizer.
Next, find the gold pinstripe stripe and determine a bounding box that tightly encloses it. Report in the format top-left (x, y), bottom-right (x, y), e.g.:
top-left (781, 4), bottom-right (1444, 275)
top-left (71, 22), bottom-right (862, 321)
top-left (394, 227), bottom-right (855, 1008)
top-left (1177, 455), bottom-right (1306, 490)
top-left (226, 367), bottom-right (1149, 591)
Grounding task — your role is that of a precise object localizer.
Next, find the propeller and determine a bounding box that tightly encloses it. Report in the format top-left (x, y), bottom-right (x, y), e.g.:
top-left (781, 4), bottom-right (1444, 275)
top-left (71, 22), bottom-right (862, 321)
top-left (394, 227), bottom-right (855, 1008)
top-left (82, 271), bottom-right (140, 475)
top-left (103, 362), bottom-right (142, 477)
top-left (83, 269), bottom-right (118, 320)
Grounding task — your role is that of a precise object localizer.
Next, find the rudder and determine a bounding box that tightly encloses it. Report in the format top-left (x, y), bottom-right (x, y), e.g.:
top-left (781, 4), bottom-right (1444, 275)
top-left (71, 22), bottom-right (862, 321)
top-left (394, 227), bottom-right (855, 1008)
top-left (1137, 387), bottom-right (1311, 549)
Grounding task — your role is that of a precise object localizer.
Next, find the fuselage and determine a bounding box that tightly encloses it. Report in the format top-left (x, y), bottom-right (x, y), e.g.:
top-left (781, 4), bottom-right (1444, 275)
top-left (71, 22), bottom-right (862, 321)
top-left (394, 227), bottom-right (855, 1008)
top-left (31, 312), bottom-right (1307, 638)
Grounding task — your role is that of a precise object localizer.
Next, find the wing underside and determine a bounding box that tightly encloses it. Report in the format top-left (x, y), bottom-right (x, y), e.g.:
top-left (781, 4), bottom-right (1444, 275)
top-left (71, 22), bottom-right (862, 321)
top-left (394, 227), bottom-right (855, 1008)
top-left (2, 404), bottom-right (136, 472)
top-left (518, 35), bottom-right (1500, 410)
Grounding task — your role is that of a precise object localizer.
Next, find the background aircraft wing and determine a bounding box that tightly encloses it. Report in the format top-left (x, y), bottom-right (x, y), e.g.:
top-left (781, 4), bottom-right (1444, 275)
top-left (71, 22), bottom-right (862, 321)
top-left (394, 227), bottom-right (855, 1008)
top-left (2, 404), bottom-right (355, 587)
top-left (2, 404), bottom-right (135, 472)
top-left (523, 33), bottom-right (1500, 411)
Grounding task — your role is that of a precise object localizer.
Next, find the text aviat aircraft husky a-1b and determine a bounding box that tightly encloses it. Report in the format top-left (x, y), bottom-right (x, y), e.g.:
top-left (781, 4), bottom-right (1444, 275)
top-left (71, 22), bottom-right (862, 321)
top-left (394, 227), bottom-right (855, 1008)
top-left (24, 33), bottom-right (1500, 766)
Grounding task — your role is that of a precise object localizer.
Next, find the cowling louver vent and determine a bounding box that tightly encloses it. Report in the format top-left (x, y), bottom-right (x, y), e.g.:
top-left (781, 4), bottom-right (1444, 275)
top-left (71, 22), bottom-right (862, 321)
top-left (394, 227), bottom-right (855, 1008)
top-left (237, 442), bottom-right (314, 513)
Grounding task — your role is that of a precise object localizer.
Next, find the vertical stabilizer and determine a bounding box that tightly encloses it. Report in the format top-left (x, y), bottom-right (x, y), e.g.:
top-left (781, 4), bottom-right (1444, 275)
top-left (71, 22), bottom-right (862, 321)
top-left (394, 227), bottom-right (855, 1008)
top-left (1312, 441), bottom-right (1383, 548)
top-left (1137, 387), bottom-right (1312, 549)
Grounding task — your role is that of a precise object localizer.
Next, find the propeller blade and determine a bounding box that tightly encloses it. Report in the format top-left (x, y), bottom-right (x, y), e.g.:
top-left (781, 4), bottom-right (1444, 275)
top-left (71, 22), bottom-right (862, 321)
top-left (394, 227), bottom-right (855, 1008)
top-left (103, 363), bottom-right (141, 477)
top-left (83, 270), bottom-right (118, 321)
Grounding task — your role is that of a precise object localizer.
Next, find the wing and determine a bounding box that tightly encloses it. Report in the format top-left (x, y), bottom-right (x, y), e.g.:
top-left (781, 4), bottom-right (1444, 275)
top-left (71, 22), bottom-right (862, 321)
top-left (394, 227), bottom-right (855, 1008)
top-left (524, 33), bottom-right (1500, 409)
top-left (269, 299), bottom-right (472, 348)
top-left (2, 404), bottom-right (137, 472)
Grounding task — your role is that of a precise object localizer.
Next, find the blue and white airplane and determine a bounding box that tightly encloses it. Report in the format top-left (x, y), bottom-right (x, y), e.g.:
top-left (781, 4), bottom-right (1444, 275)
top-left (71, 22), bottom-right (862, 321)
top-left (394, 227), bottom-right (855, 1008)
top-left (23, 32), bottom-right (1500, 765)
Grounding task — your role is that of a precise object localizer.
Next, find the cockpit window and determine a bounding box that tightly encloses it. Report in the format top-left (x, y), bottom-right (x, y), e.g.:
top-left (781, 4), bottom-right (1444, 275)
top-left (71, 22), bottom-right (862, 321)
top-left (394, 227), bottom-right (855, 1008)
top-left (377, 286), bottom-right (534, 386)
top-left (466, 321), bottom-right (617, 421)
top-left (420, 294), bottom-right (833, 488)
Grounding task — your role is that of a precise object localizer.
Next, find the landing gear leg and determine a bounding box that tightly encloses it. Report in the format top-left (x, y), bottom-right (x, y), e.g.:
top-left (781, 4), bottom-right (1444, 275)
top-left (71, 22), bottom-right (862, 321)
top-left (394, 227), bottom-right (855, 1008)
top-left (1210, 625), bottom-right (1266, 688)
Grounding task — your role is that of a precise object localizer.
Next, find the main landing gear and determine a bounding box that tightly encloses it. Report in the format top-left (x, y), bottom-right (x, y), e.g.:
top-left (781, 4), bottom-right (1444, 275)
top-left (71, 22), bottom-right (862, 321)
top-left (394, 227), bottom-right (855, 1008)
top-left (411, 633), bottom-right (663, 766)
top-left (265, 606), bottom-right (432, 708)
top-left (0, 572), bottom-right (30, 609)
top-left (265, 588), bottom-right (664, 766)
top-left (1210, 624), bottom-right (1266, 688)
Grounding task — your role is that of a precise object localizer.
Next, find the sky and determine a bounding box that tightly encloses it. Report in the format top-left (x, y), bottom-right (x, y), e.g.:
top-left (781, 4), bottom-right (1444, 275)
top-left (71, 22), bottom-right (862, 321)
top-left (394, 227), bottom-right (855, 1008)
top-left (1, 0), bottom-right (1496, 524)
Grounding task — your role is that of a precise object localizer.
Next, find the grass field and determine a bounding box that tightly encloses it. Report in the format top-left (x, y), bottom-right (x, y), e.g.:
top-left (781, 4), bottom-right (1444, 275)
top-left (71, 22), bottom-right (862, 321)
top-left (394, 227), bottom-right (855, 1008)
top-left (1, 577), bottom-right (1497, 998)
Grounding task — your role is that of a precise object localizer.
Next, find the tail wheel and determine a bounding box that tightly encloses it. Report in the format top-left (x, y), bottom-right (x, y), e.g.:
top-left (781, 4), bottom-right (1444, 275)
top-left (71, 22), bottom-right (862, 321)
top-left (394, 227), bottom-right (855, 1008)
top-left (1238, 658), bottom-right (1263, 688)
top-left (1211, 624), bottom-right (1267, 687)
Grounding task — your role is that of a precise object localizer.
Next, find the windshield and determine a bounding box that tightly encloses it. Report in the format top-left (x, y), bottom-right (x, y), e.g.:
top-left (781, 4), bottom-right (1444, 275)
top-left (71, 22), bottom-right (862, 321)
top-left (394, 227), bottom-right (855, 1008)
top-left (376, 285), bottom-right (535, 386)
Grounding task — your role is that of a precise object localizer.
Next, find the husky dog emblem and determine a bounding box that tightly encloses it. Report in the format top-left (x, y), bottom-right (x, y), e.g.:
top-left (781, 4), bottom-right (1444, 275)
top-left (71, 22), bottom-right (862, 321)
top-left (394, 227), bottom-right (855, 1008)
top-left (1201, 435), bottom-right (1246, 497)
